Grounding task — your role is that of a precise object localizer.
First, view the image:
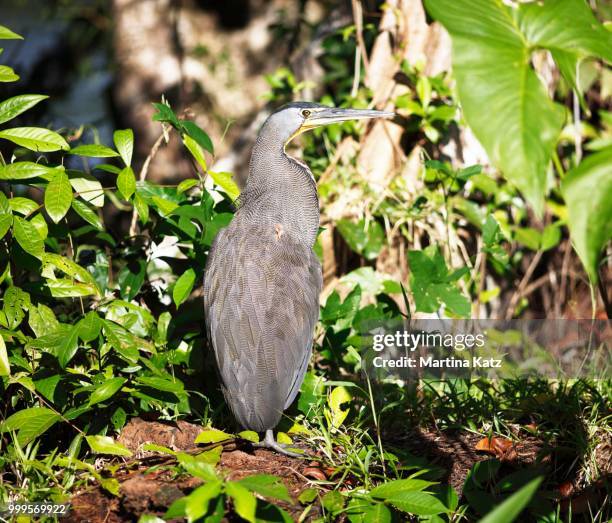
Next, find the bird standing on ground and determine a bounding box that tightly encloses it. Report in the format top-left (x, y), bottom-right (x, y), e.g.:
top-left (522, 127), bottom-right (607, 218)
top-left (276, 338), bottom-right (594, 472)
top-left (203, 102), bottom-right (393, 455)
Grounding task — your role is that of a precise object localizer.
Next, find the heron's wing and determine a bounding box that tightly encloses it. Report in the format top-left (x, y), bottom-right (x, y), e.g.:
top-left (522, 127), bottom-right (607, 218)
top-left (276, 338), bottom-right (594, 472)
top-left (203, 220), bottom-right (322, 431)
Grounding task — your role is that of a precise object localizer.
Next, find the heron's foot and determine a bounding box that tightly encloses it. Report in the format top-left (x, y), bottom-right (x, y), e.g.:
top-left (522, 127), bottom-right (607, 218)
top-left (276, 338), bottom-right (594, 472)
top-left (252, 430), bottom-right (305, 458)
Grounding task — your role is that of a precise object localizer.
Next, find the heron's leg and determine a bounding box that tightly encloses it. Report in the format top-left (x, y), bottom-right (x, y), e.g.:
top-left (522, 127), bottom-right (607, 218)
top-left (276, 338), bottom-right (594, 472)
top-left (252, 430), bottom-right (304, 458)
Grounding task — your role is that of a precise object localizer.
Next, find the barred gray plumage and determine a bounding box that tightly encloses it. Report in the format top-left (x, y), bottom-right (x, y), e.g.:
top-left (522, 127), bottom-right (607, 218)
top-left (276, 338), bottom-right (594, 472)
top-left (203, 102), bottom-right (393, 455)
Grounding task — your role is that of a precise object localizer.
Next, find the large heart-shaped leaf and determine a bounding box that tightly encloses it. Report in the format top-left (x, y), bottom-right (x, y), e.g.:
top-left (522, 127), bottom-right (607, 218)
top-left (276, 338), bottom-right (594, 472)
top-left (424, 0), bottom-right (612, 215)
top-left (562, 147), bottom-right (612, 283)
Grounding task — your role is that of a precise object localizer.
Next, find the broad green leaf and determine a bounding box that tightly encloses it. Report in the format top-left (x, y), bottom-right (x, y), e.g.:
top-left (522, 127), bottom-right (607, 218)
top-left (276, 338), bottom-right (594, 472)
top-left (13, 216), bottom-right (44, 259)
top-left (151, 196), bottom-right (179, 216)
top-left (29, 304), bottom-right (59, 337)
top-left (424, 0), bottom-right (564, 214)
top-left (0, 25), bottom-right (23, 39)
top-left (55, 326), bottom-right (80, 368)
top-left (185, 481), bottom-right (223, 522)
top-left (322, 490), bottom-right (344, 512)
top-left (71, 199), bottom-right (103, 230)
top-left (237, 430), bottom-right (259, 443)
top-left (0, 127), bottom-right (69, 152)
top-left (478, 477), bottom-right (542, 523)
top-left (45, 170), bottom-right (73, 223)
top-left (152, 102), bottom-right (181, 129)
top-left (134, 193), bottom-right (149, 223)
top-left (384, 490), bottom-right (448, 516)
top-left (346, 499), bottom-right (392, 523)
top-left (136, 376), bottom-right (184, 394)
top-left (173, 268), bottom-right (196, 307)
top-left (69, 144), bottom-right (120, 158)
top-left (194, 427), bottom-right (232, 444)
top-left (177, 178), bottom-right (199, 194)
top-left (370, 479), bottom-right (436, 498)
top-left (328, 386), bottom-right (351, 428)
top-left (183, 134), bottom-right (207, 171)
top-left (226, 481), bottom-right (256, 523)
top-left (0, 161), bottom-right (59, 181)
top-left (182, 120), bottom-right (214, 155)
top-left (117, 167), bottom-right (136, 200)
top-left (0, 65), bottom-right (19, 82)
top-left (0, 407), bottom-right (61, 445)
top-left (0, 214), bottom-right (12, 240)
top-left (9, 197), bottom-right (38, 215)
top-left (86, 435), bottom-right (132, 457)
top-left (69, 172), bottom-right (105, 207)
top-left (46, 279), bottom-right (98, 298)
top-left (562, 147), bottom-right (612, 283)
top-left (0, 95), bottom-right (48, 125)
top-left (114, 129), bottom-right (134, 167)
top-left (89, 377), bottom-right (127, 406)
top-left (0, 334), bottom-right (9, 376)
top-left (77, 311), bottom-right (101, 342)
top-left (337, 218), bottom-right (384, 260)
top-left (237, 475), bottom-right (291, 502)
top-left (208, 171), bottom-right (241, 201)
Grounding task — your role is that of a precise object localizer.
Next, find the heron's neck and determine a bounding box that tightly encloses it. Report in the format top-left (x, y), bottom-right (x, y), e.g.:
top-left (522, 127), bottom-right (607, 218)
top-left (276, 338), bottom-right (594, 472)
top-left (240, 133), bottom-right (319, 247)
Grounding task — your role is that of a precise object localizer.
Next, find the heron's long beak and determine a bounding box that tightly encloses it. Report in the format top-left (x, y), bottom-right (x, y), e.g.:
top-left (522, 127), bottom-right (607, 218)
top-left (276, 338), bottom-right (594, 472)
top-left (304, 107), bottom-right (395, 129)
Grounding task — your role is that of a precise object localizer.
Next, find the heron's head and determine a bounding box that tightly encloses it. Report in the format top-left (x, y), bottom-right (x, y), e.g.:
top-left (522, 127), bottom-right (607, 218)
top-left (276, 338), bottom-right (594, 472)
top-left (264, 102), bottom-right (394, 148)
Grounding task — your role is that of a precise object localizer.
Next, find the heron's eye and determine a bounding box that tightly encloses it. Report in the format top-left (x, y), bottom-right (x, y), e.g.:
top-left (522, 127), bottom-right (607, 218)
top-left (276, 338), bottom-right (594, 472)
top-left (301, 109), bottom-right (311, 118)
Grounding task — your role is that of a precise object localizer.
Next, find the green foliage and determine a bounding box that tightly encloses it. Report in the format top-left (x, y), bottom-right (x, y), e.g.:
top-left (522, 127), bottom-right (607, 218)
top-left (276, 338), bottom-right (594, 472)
top-left (425, 0), bottom-right (612, 215)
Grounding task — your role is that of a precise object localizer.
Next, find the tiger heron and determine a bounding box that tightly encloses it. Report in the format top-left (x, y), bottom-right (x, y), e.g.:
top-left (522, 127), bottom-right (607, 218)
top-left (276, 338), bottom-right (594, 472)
top-left (203, 102), bottom-right (393, 456)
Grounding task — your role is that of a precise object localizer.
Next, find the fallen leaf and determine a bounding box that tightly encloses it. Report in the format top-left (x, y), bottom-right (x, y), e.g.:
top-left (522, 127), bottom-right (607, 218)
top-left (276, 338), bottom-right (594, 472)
top-left (303, 467), bottom-right (327, 481)
top-left (558, 482), bottom-right (574, 498)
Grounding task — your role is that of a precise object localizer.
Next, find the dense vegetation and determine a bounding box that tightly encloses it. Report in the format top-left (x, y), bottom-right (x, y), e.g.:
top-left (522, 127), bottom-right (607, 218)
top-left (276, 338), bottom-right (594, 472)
top-left (0, 0), bottom-right (610, 521)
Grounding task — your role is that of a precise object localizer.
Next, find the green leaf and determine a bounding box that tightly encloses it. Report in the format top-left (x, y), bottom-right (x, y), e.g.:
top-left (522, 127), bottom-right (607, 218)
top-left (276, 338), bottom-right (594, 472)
top-left (478, 477), bottom-right (542, 523)
top-left (29, 304), bottom-right (59, 337)
top-left (152, 102), bottom-right (181, 129)
top-left (384, 490), bottom-right (448, 516)
top-left (328, 386), bottom-right (351, 428)
top-left (322, 490), bottom-right (344, 512)
top-left (45, 169), bottom-right (73, 223)
top-left (0, 334), bottom-right (9, 376)
top-left (370, 479), bottom-right (436, 498)
top-left (238, 474), bottom-right (291, 502)
top-left (226, 481), bottom-right (256, 523)
top-left (46, 279), bottom-right (98, 298)
top-left (181, 120), bottom-right (214, 155)
top-left (136, 376), bottom-right (184, 394)
top-left (208, 171), bottom-right (240, 201)
top-left (0, 127), bottom-right (69, 152)
top-left (13, 216), bottom-right (44, 259)
top-left (194, 427), bottom-right (232, 444)
top-left (0, 407), bottom-right (61, 445)
top-left (183, 134), bottom-right (207, 172)
top-left (113, 129), bottom-right (134, 167)
top-left (424, 0), bottom-right (564, 214)
top-left (0, 65), bottom-right (19, 82)
top-left (151, 196), bottom-right (179, 217)
top-left (69, 144), bottom-right (120, 158)
top-left (185, 481), bottom-right (223, 521)
top-left (71, 199), bottom-right (103, 230)
top-left (0, 25), bottom-right (23, 39)
top-left (237, 430), bottom-right (259, 443)
top-left (55, 326), bottom-right (80, 368)
top-left (0, 95), bottom-right (48, 125)
top-left (173, 268), bottom-right (196, 307)
top-left (0, 214), bottom-right (12, 241)
top-left (89, 377), bottom-right (127, 406)
top-left (134, 193), bottom-right (149, 223)
top-left (346, 499), bottom-right (392, 523)
top-left (9, 197), bottom-right (38, 215)
top-left (117, 167), bottom-right (136, 200)
top-left (0, 161), bottom-right (59, 181)
top-left (77, 311), bottom-right (101, 342)
top-left (86, 435), bottom-right (133, 457)
top-left (69, 172), bottom-right (105, 207)
top-left (177, 178), bottom-right (199, 194)
top-left (562, 147), bottom-right (612, 283)
top-left (337, 218), bottom-right (384, 260)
